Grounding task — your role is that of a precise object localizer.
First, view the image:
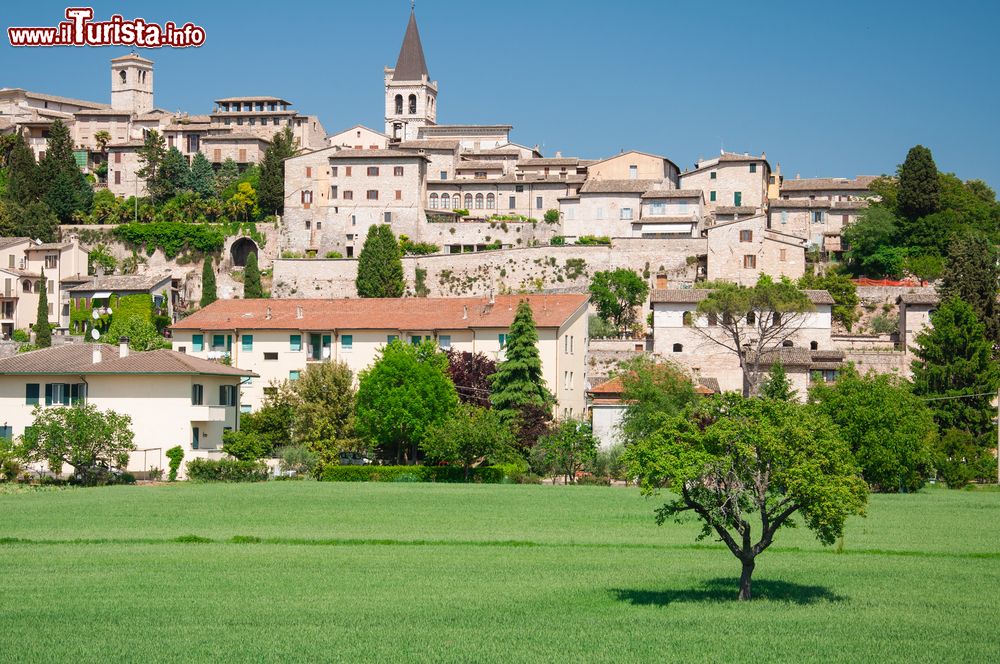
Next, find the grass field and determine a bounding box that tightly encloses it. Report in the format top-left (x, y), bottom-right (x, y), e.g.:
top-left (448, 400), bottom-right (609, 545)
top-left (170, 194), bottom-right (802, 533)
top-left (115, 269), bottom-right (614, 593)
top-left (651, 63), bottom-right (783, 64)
top-left (1, 482), bottom-right (999, 662)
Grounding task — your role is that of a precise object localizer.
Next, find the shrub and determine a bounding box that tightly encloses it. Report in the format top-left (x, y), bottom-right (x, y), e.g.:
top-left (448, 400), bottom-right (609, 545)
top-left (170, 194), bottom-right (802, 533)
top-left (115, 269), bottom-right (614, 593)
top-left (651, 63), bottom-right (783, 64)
top-left (165, 445), bottom-right (184, 481)
top-left (319, 464), bottom-right (518, 483)
top-left (185, 458), bottom-right (269, 482)
top-left (324, 251), bottom-right (343, 259)
top-left (544, 209), bottom-right (560, 224)
top-left (453, 208), bottom-right (469, 217)
top-left (576, 235), bottom-right (611, 246)
top-left (869, 312), bottom-right (898, 335)
top-left (279, 445), bottom-right (318, 477)
top-left (222, 430), bottom-right (270, 461)
top-left (147, 467), bottom-right (164, 481)
top-left (11, 329), bottom-right (29, 343)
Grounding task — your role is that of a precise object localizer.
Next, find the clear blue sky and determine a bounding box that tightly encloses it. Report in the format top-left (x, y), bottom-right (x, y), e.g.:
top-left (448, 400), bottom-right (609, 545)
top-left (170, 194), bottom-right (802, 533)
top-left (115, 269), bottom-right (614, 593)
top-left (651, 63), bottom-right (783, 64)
top-left (2, 0), bottom-right (999, 189)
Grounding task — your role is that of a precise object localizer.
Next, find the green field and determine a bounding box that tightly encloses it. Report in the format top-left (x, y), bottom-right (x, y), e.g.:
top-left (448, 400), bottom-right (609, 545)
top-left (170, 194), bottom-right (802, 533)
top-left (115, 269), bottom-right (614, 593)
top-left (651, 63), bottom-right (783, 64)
top-left (1, 483), bottom-right (998, 662)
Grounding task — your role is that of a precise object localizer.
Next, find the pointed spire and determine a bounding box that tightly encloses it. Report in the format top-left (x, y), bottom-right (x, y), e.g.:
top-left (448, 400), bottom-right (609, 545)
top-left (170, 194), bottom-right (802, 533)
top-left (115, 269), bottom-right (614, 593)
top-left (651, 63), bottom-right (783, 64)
top-left (392, 8), bottom-right (429, 82)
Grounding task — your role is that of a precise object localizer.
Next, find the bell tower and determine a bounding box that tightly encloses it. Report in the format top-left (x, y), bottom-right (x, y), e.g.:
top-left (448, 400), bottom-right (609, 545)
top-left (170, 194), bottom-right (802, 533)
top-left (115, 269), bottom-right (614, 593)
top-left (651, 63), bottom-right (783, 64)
top-left (110, 53), bottom-right (154, 115)
top-left (384, 9), bottom-right (437, 142)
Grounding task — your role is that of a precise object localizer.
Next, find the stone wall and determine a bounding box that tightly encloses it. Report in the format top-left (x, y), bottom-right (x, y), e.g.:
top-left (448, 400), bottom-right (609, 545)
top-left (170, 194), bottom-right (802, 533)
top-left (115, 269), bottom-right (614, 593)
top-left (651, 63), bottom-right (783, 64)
top-left (271, 238), bottom-right (707, 299)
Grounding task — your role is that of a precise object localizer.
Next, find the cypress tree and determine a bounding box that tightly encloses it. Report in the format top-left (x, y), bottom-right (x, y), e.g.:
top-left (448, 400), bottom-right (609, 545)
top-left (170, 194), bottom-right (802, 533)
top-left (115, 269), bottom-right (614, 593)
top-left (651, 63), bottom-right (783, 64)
top-left (5, 132), bottom-right (41, 206)
top-left (939, 233), bottom-right (1000, 347)
top-left (243, 252), bottom-right (263, 299)
top-left (356, 224), bottom-right (405, 298)
top-left (258, 128), bottom-right (297, 215)
top-left (200, 257), bottom-right (217, 307)
top-left (35, 270), bottom-right (51, 348)
top-left (38, 119), bottom-right (92, 222)
top-left (215, 158), bottom-right (240, 196)
top-left (159, 147), bottom-right (190, 200)
top-left (186, 152), bottom-right (216, 198)
top-left (489, 299), bottom-right (554, 416)
top-left (898, 145), bottom-right (940, 221)
top-left (136, 130), bottom-right (167, 203)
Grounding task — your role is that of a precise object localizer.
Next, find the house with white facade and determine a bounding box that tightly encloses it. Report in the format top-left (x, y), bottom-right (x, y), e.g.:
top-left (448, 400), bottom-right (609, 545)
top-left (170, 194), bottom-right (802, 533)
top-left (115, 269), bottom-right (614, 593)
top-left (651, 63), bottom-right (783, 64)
top-left (0, 237), bottom-right (90, 338)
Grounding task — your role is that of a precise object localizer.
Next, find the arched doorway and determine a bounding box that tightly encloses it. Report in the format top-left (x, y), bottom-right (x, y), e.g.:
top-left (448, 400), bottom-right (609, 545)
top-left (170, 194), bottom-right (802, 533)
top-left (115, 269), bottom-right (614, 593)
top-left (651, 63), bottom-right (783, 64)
top-left (230, 237), bottom-right (258, 267)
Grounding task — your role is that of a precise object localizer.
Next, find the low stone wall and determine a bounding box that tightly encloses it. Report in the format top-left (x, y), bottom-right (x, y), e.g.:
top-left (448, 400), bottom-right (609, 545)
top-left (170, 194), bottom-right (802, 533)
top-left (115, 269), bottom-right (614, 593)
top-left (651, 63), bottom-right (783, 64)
top-left (272, 238), bottom-right (707, 299)
top-left (841, 349), bottom-right (910, 377)
top-left (831, 334), bottom-right (898, 351)
top-left (856, 285), bottom-right (936, 304)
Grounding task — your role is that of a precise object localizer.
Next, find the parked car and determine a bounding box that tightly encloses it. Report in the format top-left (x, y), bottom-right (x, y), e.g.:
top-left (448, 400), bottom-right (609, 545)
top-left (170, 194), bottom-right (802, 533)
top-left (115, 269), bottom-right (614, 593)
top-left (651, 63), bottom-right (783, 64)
top-left (338, 452), bottom-right (372, 466)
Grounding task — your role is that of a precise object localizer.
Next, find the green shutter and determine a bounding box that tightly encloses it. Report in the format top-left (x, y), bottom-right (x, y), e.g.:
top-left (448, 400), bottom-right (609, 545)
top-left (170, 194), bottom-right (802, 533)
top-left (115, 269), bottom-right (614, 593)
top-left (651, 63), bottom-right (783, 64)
top-left (342, 334), bottom-right (353, 349)
top-left (242, 335), bottom-right (253, 351)
top-left (25, 383), bottom-right (40, 405)
top-left (213, 334), bottom-right (225, 349)
top-left (734, 192), bottom-right (742, 206)
top-left (226, 335), bottom-right (233, 352)
top-left (44, 383), bottom-right (52, 406)
top-left (290, 334), bottom-right (301, 351)
top-left (710, 191), bottom-right (716, 202)
top-left (192, 334), bottom-right (204, 352)
top-left (61, 383), bottom-right (70, 406)
top-left (219, 385), bottom-right (226, 406)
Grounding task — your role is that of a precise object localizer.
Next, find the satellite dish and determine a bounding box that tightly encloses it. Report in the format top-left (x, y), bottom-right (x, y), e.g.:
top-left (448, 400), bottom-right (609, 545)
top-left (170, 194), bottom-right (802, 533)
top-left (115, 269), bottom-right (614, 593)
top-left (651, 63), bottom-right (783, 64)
top-left (92, 310), bottom-right (99, 320)
top-left (90, 329), bottom-right (100, 340)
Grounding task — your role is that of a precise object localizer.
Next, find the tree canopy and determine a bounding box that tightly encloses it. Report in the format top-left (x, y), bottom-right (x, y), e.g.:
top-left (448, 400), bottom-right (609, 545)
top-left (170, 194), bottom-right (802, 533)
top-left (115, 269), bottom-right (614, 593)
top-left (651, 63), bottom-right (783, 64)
top-left (446, 350), bottom-right (496, 408)
top-left (589, 268), bottom-right (649, 334)
top-left (938, 233), bottom-right (1000, 347)
top-left (38, 119), bottom-right (92, 222)
top-left (288, 361), bottom-right (357, 461)
top-left (259, 127), bottom-right (297, 215)
top-left (617, 356), bottom-right (697, 447)
top-left (538, 419), bottom-right (598, 485)
top-left (421, 404), bottom-right (515, 479)
top-left (356, 224), bottom-right (405, 298)
top-left (898, 145), bottom-right (940, 221)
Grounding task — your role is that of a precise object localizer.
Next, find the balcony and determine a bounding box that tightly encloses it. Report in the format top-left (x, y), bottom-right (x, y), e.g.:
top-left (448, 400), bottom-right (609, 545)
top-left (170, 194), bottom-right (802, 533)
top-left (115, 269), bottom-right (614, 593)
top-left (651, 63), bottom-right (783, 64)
top-left (190, 405), bottom-right (227, 422)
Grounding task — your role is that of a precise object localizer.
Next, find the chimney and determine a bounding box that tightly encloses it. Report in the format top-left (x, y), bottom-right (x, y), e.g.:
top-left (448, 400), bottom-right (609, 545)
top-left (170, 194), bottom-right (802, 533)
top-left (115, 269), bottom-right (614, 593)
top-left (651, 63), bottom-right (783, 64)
top-left (92, 346), bottom-right (102, 364)
top-left (118, 336), bottom-right (130, 358)
top-left (555, 151), bottom-right (562, 158)
top-left (462, 305), bottom-right (468, 320)
top-left (265, 306), bottom-right (272, 320)
top-left (296, 306), bottom-right (303, 320)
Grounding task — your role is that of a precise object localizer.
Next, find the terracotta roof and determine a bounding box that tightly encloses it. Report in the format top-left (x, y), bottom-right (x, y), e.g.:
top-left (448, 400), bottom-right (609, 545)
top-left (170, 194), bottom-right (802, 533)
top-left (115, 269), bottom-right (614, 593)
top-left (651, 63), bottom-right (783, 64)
top-left (769, 199), bottom-right (830, 209)
top-left (214, 96), bottom-right (292, 104)
top-left (0, 88), bottom-right (108, 109)
top-left (25, 242), bottom-right (71, 251)
top-left (830, 200), bottom-right (869, 210)
top-left (715, 206), bottom-right (759, 215)
top-left (329, 149), bottom-right (428, 160)
top-left (455, 160), bottom-right (505, 170)
top-left (651, 289), bottom-right (834, 305)
top-left (641, 189), bottom-right (702, 199)
top-left (588, 375), bottom-right (625, 396)
top-left (697, 377), bottom-right (721, 394)
top-left (897, 292), bottom-right (939, 305)
top-left (781, 176), bottom-right (877, 192)
top-left (397, 139), bottom-right (460, 151)
top-left (580, 179), bottom-right (661, 194)
top-left (0, 268), bottom-right (41, 278)
top-left (392, 11), bottom-right (430, 81)
top-left (67, 273), bottom-right (172, 294)
top-left (0, 344), bottom-right (253, 377)
top-left (73, 108), bottom-right (133, 116)
top-left (171, 294), bottom-right (590, 332)
top-left (518, 158), bottom-right (582, 167)
top-left (718, 152), bottom-right (767, 164)
top-left (111, 53), bottom-right (153, 64)
top-left (0, 237), bottom-right (31, 250)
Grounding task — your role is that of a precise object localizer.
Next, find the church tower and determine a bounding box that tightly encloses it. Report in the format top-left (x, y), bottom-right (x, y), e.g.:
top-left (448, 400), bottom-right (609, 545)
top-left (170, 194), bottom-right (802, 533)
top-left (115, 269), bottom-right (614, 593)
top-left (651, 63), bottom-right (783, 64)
top-left (384, 9), bottom-right (437, 142)
top-left (110, 53), bottom-right (154, 115)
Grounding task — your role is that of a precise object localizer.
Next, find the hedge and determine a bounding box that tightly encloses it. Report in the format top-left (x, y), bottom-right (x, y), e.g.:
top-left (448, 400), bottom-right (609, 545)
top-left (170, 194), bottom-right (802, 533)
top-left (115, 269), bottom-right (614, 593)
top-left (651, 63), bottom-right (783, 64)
top-left (186, 458), bottom-right (269, 482)
top-left (319, 464), bottom-right (520, 483)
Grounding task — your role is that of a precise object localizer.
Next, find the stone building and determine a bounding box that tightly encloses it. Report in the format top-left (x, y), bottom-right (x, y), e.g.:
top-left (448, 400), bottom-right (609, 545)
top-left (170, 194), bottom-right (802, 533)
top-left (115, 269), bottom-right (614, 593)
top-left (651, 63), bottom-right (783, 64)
top-left (767, 176), bottom-right (877, 255)
top-left (0, 237), bottom-right (89, 338)
top-left (680, 152), bottom-right (771, 215)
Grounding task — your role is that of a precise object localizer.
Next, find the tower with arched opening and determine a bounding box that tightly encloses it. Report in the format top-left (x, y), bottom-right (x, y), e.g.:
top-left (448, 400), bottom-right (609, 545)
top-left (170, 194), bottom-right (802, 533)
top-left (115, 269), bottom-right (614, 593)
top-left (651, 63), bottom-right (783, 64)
top-left (384, 9), bottom-right (437, 142)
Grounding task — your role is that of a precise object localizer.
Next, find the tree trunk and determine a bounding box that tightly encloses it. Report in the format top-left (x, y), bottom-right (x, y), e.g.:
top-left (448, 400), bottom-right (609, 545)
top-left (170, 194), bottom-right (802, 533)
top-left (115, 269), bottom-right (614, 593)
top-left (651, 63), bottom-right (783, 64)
top-left (738, 558), bottom-right (755, 601)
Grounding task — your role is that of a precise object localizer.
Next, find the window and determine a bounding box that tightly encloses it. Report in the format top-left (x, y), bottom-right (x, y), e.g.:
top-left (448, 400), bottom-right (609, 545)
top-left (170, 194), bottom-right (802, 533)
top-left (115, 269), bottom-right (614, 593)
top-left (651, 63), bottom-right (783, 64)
top-left (620, 207), bottom-right (633, 221)
top-left (331, 185), bottom-right (338, 199)
top-left (290, 334), bottom-right (302, 351)
top-left (498, 333), bottom-right (508, 348)
top-left (44, 255), bottom-right (57, 269)
top-left (747, 312), bottom-right (756, 325)
top-left (289, 370), bottom-right (301, 381)
top-left (464, 193), bottom-right (473, 209)
top-left (367, 190), bottom-right (378, 200)
top-left (749, 163), bottom-right (757, 173)
top-left (628, 165), bottom-right (638, 180)
top-left (241, 404), bottom-right (252, 414)
top-left (739, 230), bottom-right (752, 242)
top-left (440, 171), bottom-right (447, 180)
top-left (710, 171), bottom-right (717, 180)
top-left (341, 334), bottom-right (353, 351)
top-left (367, 166), bottom-right (379, 176)
top-left (475, 193), bottom-right (484, 209)
top-left (395, 190), bottom-right (402, 201)
top-left (515, 185), bottom-right (524, 193)
top-left (0, 425), bottom-right (11, 440)
top-left (241, 335), bottom-right (253, 352)
top-left (430, 193), bottom-right (439, 208)
top-left (408, 94), bottom-right (417, 114)
top-left (219, 385), bottom-right (237, 407)
top-left (810, 341), bottom-right (819, 351)
top-left (734, 191), bottom-right (742, 206)
top-left (508, 196), bottom-right (516, 209)
top-left (114, 151), bottom-right (122, 164)
top-left (394, 166), bottom-right (404, 176)
top-left (192, 334), bottom-right (204, 352)
top-left (710, 191), bottom-right (717, 202)
top-left (212, 334), bottom-right (226, 350)
top-left (191, 426), bottom-right (199, 450)
top-left (301, 190), bottom-right (313, 205)
top-left (25, 383), bottom-right (40, 405)
top-left (22, 280), bottom-right (31, 293)
top-left (345, 166), bottom-right (352, 176)
top-left (781, 210), bottom-right (788, 225)
top-left (649, 202), bottom-right (665, 215)
top-left (384, 211), bottom-right (392, 223)
top-left (394, 95), bottom-right (403, 114)
top-left (343, 190), bottom-right (353, 200)
top-left (410, 335), bottom-right (422, 345)
top-left (487, 193), bottom-right (495, 209)
top-left (563, 371), bottom-right (574, 390)
top-left (564, 335), bottom-right (574, 354)
top-left (779, 248), bottom-right (787, 262)
top-left (782, 340), bottom-right (794, 348)
top-left (191, 384), bottom-right (204, 406)
top-left (812, 211), bottom-right (825, 223)
top-left (672, 343), bottom-right (683, 353)
top-left (474, 171), bottom-right (486, 180)
top-left (442, 193), bottom-right (451, 209)
top-left (596, 208), bottom-right (605, 220)
top-left (305, 166), bottom-right (312, 178)
top-left (743, 255), bottom-right (757, 269)
top-left (263, 352), bottom-right (278, 361)
top-left (387, 335), bottom-right (398, 343)
top-left (332, 166), bottom-right (338, 176)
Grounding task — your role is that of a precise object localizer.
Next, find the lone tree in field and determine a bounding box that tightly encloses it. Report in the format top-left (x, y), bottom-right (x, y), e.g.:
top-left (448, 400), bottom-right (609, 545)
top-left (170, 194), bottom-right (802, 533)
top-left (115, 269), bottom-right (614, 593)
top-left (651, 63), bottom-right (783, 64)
top-left (693, 276), bottom-right (814, 396)
top-left (589, 268), bottom-right (649, 334)
top-left (34, 270), bottom-right (51, 348)
top-left (624, 394), bottom-right (867, 601)
top-left (897, 144), bottom-right (940, 220)
top-left (243, 252), bottom-right (264, 299)
top-left (356, 224), bottom-right (405, 298)
top-left (200, 257), bottom-right (217, 307)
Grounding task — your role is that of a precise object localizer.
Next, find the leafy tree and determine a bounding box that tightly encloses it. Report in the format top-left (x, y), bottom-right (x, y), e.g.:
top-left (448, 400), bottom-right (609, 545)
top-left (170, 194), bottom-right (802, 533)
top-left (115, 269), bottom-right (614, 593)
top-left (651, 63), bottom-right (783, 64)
top-left (897, 145), bottom-right (940, 221)
top-left (624, 394), bottom-right (867, 600)
top-left (241, 383), bottom-right (295, 451)
top-left (200, 257), bottom-right (217, 307)
top-left (100, 316), bottom-right (170, 351)
top-left (911, 297), bottom-right (1000, 443)
top-left (258, 127), bottom-right (297, 215)
top-left (446, 350), bottom-right (496, 408)
top-left (903, 253), bottom-right (946, 282)
top-left (490, 299), bottom-right (555, 424)
top-left (165, 445), bottom-right (184, 481)
top-left (356, 340), bottom-right (458, 463)
top-left (227, 181), bottom-right (259, 221)
top-left (20, 404), bottom-right (136, 485)
top-left (933, 428), bottom-right (993, 488)
top-left (841, 207), bottom-right (904, 277)
top-left (693, 276), bottom-right (813, 396)
top-left (38, 120), bottom-right (92, 222)
top-left (421, 404), bottom-right (516, 479)
top-left (798, 271), bottom-right (859, 330)
top-left (538, 419), bottom-right (598, 484)
top-left (4, 132), bottom-right (40, 206)
top-left (136, 130), bottom-right (167, 203)
top-left (4, 201), bottom-right (59, 242)
top-left (215, 158), bottom-right (240, 195)
top-left (34, 271), bottom-right (50, 348)
top-left (289, 361), bottom-right (356, 461)
top-left (222, 430), bottom-right (270, 461)
top-left (356, 224), bottom-right (405, 298)
top-left (759, 362), bottom-right (795, 401)
top-left (589, 269), bottom-right (649, 333)
top-left (938, 233), bottom-right (1000, 346)
top-left (810, 367), bottom-right (936, 492)
top-left (617, 356), bottom-right (697, 447)
top-left (185, 152), bottom-right (216, 198)
top-left (159, 147), bottom-right (190, 200)
top-left (0, 435), bottom-right (24, 482)
top-left (243, 251), bottom-right (264, 299)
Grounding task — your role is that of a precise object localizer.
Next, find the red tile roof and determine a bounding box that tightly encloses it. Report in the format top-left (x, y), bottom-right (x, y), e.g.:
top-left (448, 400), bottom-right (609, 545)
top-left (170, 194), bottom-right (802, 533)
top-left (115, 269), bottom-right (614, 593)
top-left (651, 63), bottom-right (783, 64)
top-left (171, 295), bottom-right (590, 332)
top-left (0, 345), bottom-right (254, 377)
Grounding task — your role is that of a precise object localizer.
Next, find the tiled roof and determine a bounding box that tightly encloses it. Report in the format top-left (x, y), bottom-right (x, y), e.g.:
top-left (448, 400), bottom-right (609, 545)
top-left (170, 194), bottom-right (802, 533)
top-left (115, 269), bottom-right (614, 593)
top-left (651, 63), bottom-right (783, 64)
top-left (518, 158), bottom-right (582, 167)
top-left (201, 133), bottom-right (271, 143)
top-left (698, 377), bottom-right (721, 394)
top-left (25, 242), bottom-right (71, 251)
top-left (0, 88), bottom-right (107, 109)
top-left (397, 139), bottom-right (460, 151)
top-left (171, 294), bottom-right (590, 332)
top-left (580, 179), bottom-right (661, 194)
top-left (641, 189), bottom-right (702, 199)
top-left (107, 140), bottom-right (145, 149)
top-left (420, 124), bottom-right (512, 133)
top-left (67, 273), bottom-right (172, 293)
top-left (769, 199), bottom-right (830, 209)
top-left (651, 289), bottom-right (834, 305)
top-left (111, 53), bottom-right (153, 64)
top-left (718, 152), bottom-right (767, 163)
top-left (73, 108), bottom-right (134, 116)
top-left (0, 343), bottom-right (255, 377)
top-left (715, 206), bottom-right (759, 215)
top-left (781, 176), bottom-right (877, 192)
top-left (830, 200), bottom-right (869, 210)
top-left (392, 10), bottom-right (430, 81)
top-left (328, 149), bottom-right (429, 160)
top-left (0, 237), bottom-right (31, 250)
top-left (897, 292), bottom-right (939, 305)
top-left (455, 160), bottom-right (505, 170)
top-left (588, 375), bottom-right (625, 396)
top-left (214, 96), bottom-right (291, 104)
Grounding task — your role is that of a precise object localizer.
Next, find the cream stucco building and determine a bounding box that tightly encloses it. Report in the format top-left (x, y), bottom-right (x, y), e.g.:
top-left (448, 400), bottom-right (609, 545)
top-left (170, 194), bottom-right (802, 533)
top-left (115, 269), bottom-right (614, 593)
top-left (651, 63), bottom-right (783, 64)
top-left (0, 237), bottom-right (89, 338)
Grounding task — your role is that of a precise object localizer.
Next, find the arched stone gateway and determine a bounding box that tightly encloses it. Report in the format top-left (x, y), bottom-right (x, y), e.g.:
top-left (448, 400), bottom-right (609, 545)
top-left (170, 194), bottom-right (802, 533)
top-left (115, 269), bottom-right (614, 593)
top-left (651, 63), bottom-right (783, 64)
top-left (230, 237), bottom-right (258, 267)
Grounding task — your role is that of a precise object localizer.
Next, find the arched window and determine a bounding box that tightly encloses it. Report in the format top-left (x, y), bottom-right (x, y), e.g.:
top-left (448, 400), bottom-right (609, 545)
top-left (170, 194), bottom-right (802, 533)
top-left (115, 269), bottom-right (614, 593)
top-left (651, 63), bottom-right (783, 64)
top-left (394, 95), bottom-right (403, 115)
top-left (22, 280), bottom-right (32, 293)
top-left (486, 193), bottom-right (495, 209)
top-left (672, 343), bottom-right (683, 353)
top-left (810, 340), bottom-right (818, 350)
top-left (429, 193), bottom-right (439, 209)
top-left (475, 193), bottom-right (484, 209)
top-left (408, 94), bottom-right (417, 114)
top-left (442, 193), bottom-right (451, 209)
top-left (464, 193), bottom-right (473, 209)
top-left (782, 340), bottom-right (793, 347)
top-left (119, 70), bottom-right (126, 84)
